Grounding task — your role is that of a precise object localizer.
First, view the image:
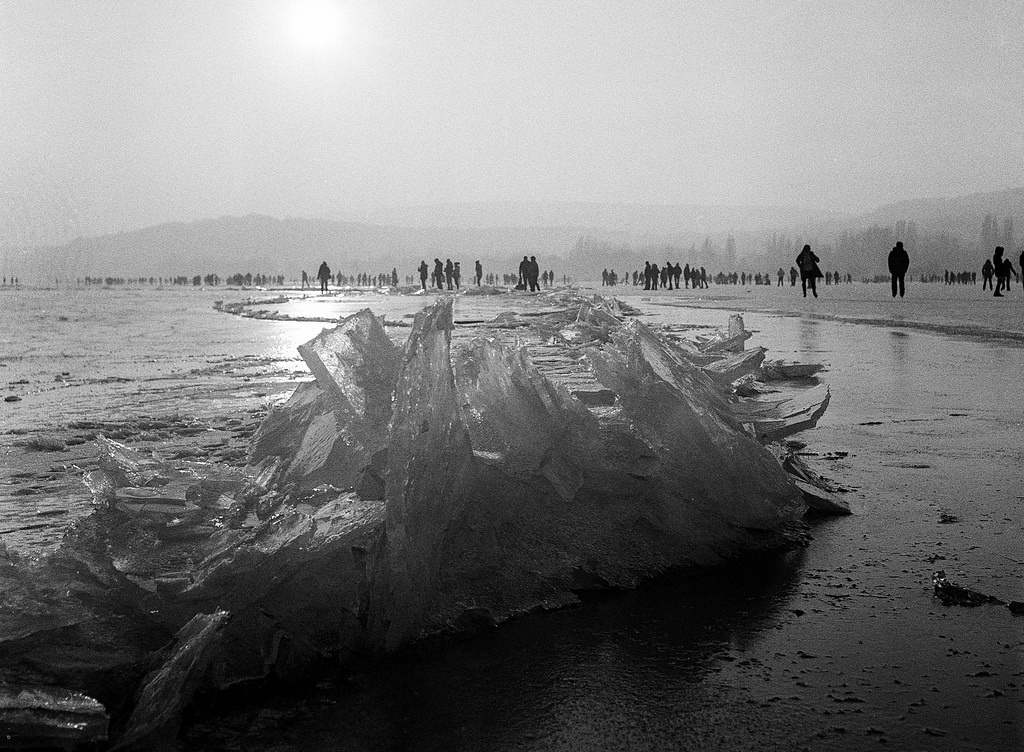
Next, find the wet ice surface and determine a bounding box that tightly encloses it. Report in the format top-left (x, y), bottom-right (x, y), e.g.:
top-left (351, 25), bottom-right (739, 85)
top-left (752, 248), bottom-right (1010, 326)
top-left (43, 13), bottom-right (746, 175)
top-left (0, 287), bottom-right (326, 549)
top-left (637, 279), bottom-right (1024, 342)
top-left (2, 283), bottom-right (1022, 750)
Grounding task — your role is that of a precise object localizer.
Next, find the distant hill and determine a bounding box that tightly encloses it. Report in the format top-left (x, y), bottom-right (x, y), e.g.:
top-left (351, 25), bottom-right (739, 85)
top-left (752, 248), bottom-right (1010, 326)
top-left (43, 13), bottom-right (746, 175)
top-left (339, 201), bottom-right (851, 235)
top-left (856, 187), bottom-right (1024, 236)
top-left (4, 215), bottom-right (583, 283)
top-left (776, 186), bottom-right (1024, 276)
top-left (5, 189), bottom-right (1024, 283)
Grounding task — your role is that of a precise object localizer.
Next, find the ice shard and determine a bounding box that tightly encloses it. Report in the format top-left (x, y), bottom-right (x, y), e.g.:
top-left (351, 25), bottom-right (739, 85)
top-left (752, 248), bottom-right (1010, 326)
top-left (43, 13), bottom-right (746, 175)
top-left (296, 308), bottom-right (400, 424)
top-left (585, 320), bottom-right (804, 532)
top-left (248, 308), bottom-right (399, 492)
top-left (701, 346), bottom-right (767, 386)
top-left (176, 495), bottom-right (383, 682)
top-left (0, 684), bottom-right (108, 749)
top-left (369, 299), bottom-right (477, 650)
top-left (115, 611), bottom-right (230, 750)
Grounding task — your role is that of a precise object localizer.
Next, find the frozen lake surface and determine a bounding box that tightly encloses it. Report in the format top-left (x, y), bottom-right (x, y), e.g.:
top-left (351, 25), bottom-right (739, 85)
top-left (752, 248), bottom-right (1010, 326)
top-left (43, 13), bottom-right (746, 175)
top-left (1, 281), bottom-right (1021, 750)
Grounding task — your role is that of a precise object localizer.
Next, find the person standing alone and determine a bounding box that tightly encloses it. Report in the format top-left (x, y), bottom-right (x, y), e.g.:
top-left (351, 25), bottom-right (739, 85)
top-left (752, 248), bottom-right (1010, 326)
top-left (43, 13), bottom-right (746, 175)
top-left (887, 241), bottom-right (909, 298)
top-left (316, 260), bottom-right (331, 293)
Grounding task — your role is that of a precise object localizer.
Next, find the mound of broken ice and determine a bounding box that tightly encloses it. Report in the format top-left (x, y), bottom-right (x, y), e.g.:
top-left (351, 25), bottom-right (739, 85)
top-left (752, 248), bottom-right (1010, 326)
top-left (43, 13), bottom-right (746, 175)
top-left (0, 294), bottom-right (841, 749)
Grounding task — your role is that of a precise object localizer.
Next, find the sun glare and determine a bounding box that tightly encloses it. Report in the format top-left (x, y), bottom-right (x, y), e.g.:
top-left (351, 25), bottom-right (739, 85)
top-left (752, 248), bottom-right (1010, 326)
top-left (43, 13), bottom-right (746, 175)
top-left (285, 0), bottom-right (345, 52)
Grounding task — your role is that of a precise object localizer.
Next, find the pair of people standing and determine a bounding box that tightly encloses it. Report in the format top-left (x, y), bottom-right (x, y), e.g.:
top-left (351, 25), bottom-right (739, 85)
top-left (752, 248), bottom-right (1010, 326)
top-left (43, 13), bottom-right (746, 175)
top-left (518, 255), bottom-right (540, 291)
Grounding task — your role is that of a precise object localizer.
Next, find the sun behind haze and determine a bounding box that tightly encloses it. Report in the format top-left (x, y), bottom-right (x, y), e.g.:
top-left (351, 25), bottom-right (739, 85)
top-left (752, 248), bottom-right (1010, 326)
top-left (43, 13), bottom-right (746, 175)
top-left (284, 0), bottom-right (346, 52)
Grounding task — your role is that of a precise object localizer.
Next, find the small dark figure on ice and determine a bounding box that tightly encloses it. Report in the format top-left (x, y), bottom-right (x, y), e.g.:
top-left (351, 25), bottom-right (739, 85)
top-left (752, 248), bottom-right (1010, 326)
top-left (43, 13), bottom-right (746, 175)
top-left (982, 258), bottom-right (994, 290)
top-left (444, 259), bottom-right (454, 290)
top-left (888, 241), bottom-right (909, 298)
top-left (316, 261), bottom-right (331, 293)
top-left (796, 245), bottom-right (822, 298)
top-left (992, 247), bottom-right (1017, 297)
top-left (518, 256), bottom-right (530, 290)
top-left (527, 256), bottom-right (540, 291)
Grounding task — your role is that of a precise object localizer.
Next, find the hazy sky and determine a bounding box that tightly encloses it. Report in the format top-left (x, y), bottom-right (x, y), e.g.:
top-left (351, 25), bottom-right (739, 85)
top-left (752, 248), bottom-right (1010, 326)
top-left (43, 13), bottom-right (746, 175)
top-left (2, 0), bottom-right (1024, 241)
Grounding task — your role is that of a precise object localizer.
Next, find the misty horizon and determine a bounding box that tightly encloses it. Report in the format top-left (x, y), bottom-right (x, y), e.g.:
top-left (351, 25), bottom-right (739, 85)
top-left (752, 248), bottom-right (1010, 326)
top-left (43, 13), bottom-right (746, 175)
top-left (3, 1), bottom-right (1024, 247)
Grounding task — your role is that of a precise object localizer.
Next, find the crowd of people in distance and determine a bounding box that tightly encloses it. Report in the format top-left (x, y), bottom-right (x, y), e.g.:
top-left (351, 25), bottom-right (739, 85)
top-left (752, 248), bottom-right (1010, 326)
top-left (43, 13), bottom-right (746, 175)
top-left (597, 261), bottom-right (859, 293)
top-left (938, 270), bottom-right (978, 285)
top-left (411, 256), bottom-right (556, 292)
top-left (600, 262), bottom-right (709, 290)
top-left (301, 263), bottom-right (400, 292)
top-left (294, 243), bottom-right (1023, 302)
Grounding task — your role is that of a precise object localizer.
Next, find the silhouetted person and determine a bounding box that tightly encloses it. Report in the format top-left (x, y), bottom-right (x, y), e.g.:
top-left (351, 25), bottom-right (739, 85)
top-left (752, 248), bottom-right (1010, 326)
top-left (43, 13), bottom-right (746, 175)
top-left (444, 259), bottom-right (454, 290)
top-left (993, 247), bottom-right (1007, 296)
top-left (982, 259), bottom-right (994, 290)
top-left (433, 258), bottom-right (444, 289)
top-left (999, 256), bottom-right (1016, 295)
top-left (453, 261), bottom-right (461, 289)
top-left (475, 260), bottom-right (482, 286)
top-left (527, 255), bottom-right (540, 291)
top-left (316, 261), bottom-right (331, 293)
top-left (777, 267), bottom-right (785, 286)
top-left (796, 244), bottom-right (821, 298)
top-left (643, 261), bottom-right (652, 290)
top-left (518, 256), bottom-right (529, 289)
top-left (888, 241), bottom-right (909, 298)
top-left (418, 260), bottom-right (429, 290)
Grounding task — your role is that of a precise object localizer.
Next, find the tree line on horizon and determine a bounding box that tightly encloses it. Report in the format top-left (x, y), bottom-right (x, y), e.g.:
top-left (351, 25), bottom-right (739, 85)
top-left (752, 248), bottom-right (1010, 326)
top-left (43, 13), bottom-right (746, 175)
top-left (8, 207), bottom-right (1020, 285)
top-left (570, 215), bottom-right (1017, 278)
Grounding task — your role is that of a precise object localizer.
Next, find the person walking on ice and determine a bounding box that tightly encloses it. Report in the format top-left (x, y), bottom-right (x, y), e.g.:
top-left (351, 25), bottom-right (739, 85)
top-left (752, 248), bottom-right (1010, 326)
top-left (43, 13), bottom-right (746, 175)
top-left (796, 244), bottom-right (822, 298)
top-left (316, 261), bottom-right (331, 293)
